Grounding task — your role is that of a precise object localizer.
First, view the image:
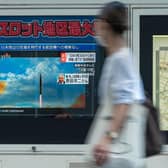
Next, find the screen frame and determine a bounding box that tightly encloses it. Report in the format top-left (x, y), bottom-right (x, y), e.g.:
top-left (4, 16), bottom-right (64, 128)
top-left (0, 45), bottom-right (105, 145)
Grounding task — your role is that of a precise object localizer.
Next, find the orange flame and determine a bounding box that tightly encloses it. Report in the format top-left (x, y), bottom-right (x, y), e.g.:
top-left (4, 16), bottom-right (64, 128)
top-left (0, 81), bottom-right (7, 94)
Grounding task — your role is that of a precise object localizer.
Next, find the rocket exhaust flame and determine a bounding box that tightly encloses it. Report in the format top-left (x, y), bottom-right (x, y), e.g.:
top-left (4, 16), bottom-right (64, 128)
top-left (0, 81), bottom-right (7, 94)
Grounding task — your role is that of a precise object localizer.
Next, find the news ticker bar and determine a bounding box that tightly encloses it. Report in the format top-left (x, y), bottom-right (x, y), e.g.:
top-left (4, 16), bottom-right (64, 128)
top-left (0, 43), bottom-right (96, 51)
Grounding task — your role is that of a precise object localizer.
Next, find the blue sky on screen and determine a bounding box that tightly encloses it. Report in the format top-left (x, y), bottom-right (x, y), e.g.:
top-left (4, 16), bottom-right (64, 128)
top-left (0, 57), bottom-right (85, 108)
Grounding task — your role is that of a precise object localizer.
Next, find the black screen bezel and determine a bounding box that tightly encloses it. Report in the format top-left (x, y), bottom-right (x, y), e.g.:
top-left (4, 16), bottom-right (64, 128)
top-left (0, 45), bottom-right (105, 144)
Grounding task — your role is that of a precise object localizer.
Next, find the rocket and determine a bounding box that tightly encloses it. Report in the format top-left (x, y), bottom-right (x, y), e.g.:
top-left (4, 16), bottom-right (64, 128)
top-left (39, 73), bottom-right (42, 108)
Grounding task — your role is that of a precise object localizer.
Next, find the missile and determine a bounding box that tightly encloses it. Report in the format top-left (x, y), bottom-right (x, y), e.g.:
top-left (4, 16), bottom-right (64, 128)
top-left (39, 74), bottom-right (42, 108)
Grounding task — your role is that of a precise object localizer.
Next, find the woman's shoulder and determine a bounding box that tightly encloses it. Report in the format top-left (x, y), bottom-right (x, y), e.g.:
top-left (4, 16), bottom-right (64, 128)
top-left (115, 47), bottom-right (131, 58)
top-left (109, 47), bottom-right (132, 65)
top-left (108, 47), bottom-right (130, 60)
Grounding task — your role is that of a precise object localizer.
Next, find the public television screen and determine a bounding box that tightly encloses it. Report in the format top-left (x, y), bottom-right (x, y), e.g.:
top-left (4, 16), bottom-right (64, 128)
top-left (0, 15), bottom-right (98, 118)
top-left (0, 44), bottom-right (96, 117)
top-left (0, 15), bottom-right (102, 144)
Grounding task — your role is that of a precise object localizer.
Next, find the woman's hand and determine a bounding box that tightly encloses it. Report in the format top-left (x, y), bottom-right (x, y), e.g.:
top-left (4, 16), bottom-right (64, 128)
top-left (93, 136), bottom-right (111, 166)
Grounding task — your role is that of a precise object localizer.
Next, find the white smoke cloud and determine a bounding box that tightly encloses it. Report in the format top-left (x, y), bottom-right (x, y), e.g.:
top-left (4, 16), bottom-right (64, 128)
top-left (0, 58), bottom-right (59, 107)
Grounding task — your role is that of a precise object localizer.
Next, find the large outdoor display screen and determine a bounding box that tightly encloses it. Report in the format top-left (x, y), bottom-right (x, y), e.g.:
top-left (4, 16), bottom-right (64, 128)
top-left (0, 46), bottom-right (96, 117)
top-left (0, 16), bottom-right (103, 144)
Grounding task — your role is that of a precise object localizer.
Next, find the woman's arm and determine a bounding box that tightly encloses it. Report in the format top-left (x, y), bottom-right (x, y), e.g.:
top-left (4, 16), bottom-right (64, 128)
top-left (107, 104), bottom-right (130, 136)
top-left (93, 104), bottom-right (130, 166)
top-left (94, 55), bottom-right (135, 165)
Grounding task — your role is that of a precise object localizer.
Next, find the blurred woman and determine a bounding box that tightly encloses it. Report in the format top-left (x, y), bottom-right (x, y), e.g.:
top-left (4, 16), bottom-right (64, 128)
top-left (91, 1), bottom-right (147, 168)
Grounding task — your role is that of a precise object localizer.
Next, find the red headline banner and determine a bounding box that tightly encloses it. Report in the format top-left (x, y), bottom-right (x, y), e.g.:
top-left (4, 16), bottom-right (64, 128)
top-left (0, 20), bottom-right (95, 37)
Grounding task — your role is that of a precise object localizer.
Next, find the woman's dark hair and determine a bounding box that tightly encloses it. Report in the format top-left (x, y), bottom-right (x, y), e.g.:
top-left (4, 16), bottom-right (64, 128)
top-left (98, 1), bottom-right (128, 35)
